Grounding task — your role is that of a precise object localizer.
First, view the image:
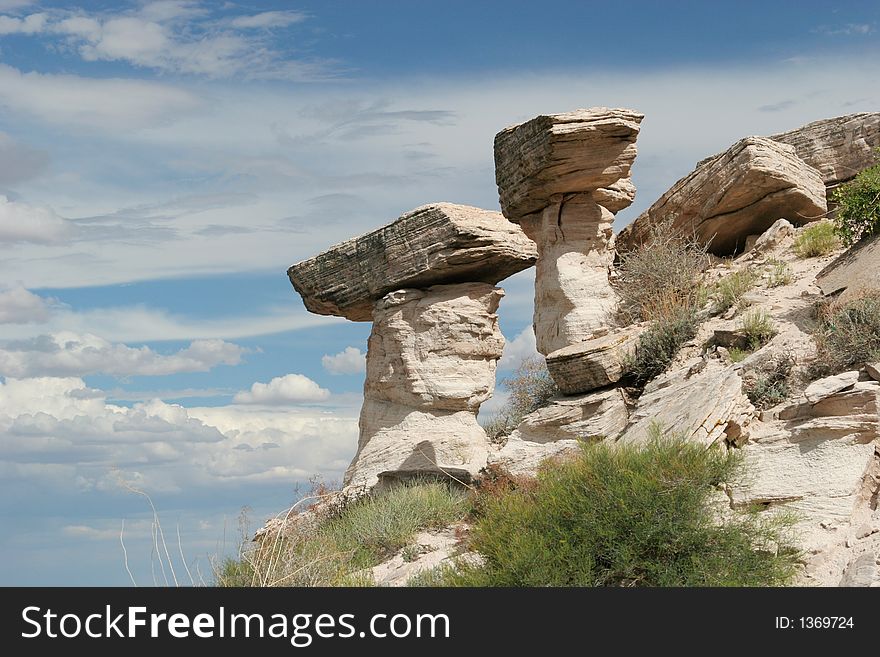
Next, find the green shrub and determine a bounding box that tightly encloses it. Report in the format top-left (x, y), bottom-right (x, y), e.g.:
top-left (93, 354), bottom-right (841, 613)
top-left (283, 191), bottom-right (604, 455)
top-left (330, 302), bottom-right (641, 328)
top-left (813, 291), bottom-right (880, 375)
top-left (728, 347), bottom-right (750, 363)
top-left (744, 352), bottom-right (795, 409)
top-left (833, 159), bottom-right (880, 245)
top-left (622, 309), bottom-right (698, 388)
top-left (482, 356), bottom-right (557, 441)
top-left (216, 480), bottom-right (470, 587)
top-left (740, 309), bottom-right (777, 350)
top-left (713, 267), bottom-right (759, 313)
top-left (440, 432), bottom-right (799, 587)
top-left (793, 222), bottom-right (839, 258)
top-left (765, 259), bottom-right (794, 288)
top-left (614, 220), bottom-right (709, 323)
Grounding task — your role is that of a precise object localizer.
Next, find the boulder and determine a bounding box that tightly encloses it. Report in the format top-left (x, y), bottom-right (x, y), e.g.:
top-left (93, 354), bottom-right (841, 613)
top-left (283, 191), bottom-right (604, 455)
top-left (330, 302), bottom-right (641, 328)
top-left (494, 107), bottom-right (643, 223)
top-left (618, 358), bottom-right (754, 446)
top-left (618, 137), bottom-right (827, 255)
top-left (287, 203), bottom-right (536, 321)
top-left (816, 231), bottom-right (880, 302)
top-left (771, 112), bottom-right (880, 188)
top-left (521, 194), bottom-right (619, 354)
top-left (750, 218), bottom-right (795, 254)
top-left (545, 325), bottom-right (643, 395)
top-left (804, 371), bottom-right (860, 404)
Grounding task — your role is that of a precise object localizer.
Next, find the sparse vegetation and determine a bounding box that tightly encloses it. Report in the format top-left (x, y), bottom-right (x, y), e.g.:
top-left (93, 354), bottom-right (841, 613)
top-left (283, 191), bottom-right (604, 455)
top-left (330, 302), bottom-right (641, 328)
top-left (743, 352), bottom-right (796, 410)
top-left (622, 309), bottom-right (698, 389)
top-left (793, 222), bottom-right (839, 258)
top-left (740, 309), bottom-right (777, 350)
top-left (728, 347), bottom-right (749, 363)
top-left (436, 429), bottom-right (800, 587)
top-left (215, 480), bottom-right (470, 587)
top-left (765, 259), bottom-right (794, 288)
top-left (812, 291), bottom-right (880, 376)
top-left (482, 356), bottom-right (557, 441)
top-left (713, 267), bottom-right (759, 313)
top-left (614, 220), bottom-right (709, 323)
top-left (832, 157), bottom-right (880, 246)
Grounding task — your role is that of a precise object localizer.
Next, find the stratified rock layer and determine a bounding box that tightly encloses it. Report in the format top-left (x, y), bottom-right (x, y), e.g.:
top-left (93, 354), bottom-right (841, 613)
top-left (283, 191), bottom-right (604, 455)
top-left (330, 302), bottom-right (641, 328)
top-left (345, 282), bottom-right (502, 488)
top-left (618, 137), bottom-right (827, 255)
top-left (494, 108), bottom-right (644, 223)
top-left (816, 231), bottom-right (880, 302)
top-left (288, 203), bottom-right (536, 321)
top-left (771, 112), bottom-right (880, 187)
top-left (545, 325), bottom-right (643, 395)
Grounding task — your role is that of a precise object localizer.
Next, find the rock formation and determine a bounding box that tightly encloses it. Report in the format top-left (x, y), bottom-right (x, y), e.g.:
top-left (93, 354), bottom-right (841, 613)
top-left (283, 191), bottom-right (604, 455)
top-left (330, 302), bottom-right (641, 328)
top-left (617, 137), bottom-right (827, 255)
top-left (544, 324), bottom-right (643, 395)
top-left (771, 112), bottom-right (880, 189)
top-left (494, 107), bottom-right (644, 355)
top-left (816, 231), bottom-right (880, 302)
top-left (288, 204), bottom-right (536, 489)
top-left (288, 203), bottom-right (536, 322)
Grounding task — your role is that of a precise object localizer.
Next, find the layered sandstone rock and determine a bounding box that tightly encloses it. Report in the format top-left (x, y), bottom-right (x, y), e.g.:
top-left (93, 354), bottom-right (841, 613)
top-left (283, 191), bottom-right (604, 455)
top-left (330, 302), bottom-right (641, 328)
top-left (288, 203), bottom-right (536, 322)
top-left (771, 112), bottom-right (880, 188)
top-left (618, 137), bottom-right (826, 255)
top-left (494, 108), bottom-right (644, 354)
top-left (545, 324), bottom-right (643, 395)
top-left (345, 282), bottom-right (503, 489)
top-left (816, 231), bottom-right (880, 302)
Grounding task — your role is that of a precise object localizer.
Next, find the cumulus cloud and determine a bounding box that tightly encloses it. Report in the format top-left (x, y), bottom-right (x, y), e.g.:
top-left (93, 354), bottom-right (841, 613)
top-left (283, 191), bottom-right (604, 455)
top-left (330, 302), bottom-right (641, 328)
top-left (0, 332), bottom-right (247, 377)
top-left (0, 195), bottom-right (71, 244)
top-left (233, 374), bottom-right (330, 405)
top-left (322, 346), bottom-right (366, 375)
top-left (0, 285), bottom-right (52, 324)
top-left (0, 10), bottom-right (44, 34)
top-left (499, 327), bottom-right (538, 370)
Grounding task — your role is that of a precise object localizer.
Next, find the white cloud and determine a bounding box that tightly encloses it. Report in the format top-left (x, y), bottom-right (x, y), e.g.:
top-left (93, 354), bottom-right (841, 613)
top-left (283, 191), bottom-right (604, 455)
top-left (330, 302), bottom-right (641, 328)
top-left (0, 11), bottom-right (45, 34)
top-left (229, 11), bottom-right (308, 29)
top-left (0, 285), bottom-right (51, 324)
top-left (0, 63), bottom-right (202, 130)
top-left (0, 195), bottom-right (71, 244)
top-left (233, 373), bottom-right (330, 405)
top-left (322, 346), bottom-right (366, 375)
top-left (499, 326), bottom-right (538, 370)
top-left (0, 332), bottom-right (247, 377)
top-left (0, 131), bottom-right (49, 185)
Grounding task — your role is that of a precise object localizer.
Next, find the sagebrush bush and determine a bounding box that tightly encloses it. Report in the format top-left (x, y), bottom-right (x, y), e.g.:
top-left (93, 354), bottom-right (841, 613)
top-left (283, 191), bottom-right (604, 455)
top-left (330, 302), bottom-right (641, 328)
top-left (438, 431), bottom-right (799, 587)
top-left (833, 159), bottom-right (880, 245)
top-left (813, 291), bottom-right (880, 375)
top-left (482, 356), bottom-right (557, 441)
top-left (215, 480), bottom-right (470, 587)
top-left (714, 267), bottom-right (759, 312)
top-left (740, 309), bottom-right (777, 350)
top-left (614, 220), bottom-right (709, 323)
top-left (744, 352), bottom-right (795, 410)
top-left (622, 309), bottom-right (698, 388)
top-left (765, 259), bottom-right (794, 288)
top-left (793, 222), bottom-right (839, 258)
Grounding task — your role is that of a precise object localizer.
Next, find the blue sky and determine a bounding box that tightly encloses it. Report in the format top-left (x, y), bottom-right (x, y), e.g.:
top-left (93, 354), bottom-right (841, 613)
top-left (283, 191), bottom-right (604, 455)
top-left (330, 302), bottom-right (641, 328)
top-left (0, 0), bottom-right (877, 585)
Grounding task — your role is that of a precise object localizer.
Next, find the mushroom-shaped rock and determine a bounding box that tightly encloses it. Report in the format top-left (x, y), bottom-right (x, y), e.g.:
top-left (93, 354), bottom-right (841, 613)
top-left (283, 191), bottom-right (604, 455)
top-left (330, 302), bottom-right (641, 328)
top-left (287, 203), bottom-right (537, 322)
top-left (771, 112), bottom-right (880, 188)
top-left (494, 107), bottom-right (644, 223)
top-left (618, 137), bottom-right (827, 256)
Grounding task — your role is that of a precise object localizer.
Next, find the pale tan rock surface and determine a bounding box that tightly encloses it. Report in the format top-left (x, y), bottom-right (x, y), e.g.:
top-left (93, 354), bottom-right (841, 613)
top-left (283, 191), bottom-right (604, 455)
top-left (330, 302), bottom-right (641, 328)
top-left (618, 357), bottom-right (754, 447)
top-left (494, 107), bottom-right (643, 223)
top-left (287, 203), bottom-right (536, 321)
top-left (545, 325), bottom-right (643, 395)
top-left (804, 371), bottom-right (860, 404)
top-left (771, 112), bottom-right (880, 187)
top-left (618, 137), bottom-right (827, 255)
top-left (816, 232), bottom-right (880, 302)
top-left (521, 193), bottom-right (618, 354)
top-left (345, 282), bottom-right (503, 488)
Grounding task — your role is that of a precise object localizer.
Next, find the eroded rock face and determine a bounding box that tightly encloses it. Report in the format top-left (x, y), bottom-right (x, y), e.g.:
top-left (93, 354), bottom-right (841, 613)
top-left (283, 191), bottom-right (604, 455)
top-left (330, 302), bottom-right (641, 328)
top-left (816, 231), bottom-right (880, 302)
top-left (545, 324), bottom-right (643, 395)
top-left (345, 282), bottom-right (503, 488)
top-left (521, 194), bottom-right (619, 354)
top-left (771, 112), bottom-right (880, 188)
top-left (494, 108), bottom-right (644, 223)
top-left (618, 137), bottom-right (827, 256)
top-left (287, 203), bottom-right (536, 321)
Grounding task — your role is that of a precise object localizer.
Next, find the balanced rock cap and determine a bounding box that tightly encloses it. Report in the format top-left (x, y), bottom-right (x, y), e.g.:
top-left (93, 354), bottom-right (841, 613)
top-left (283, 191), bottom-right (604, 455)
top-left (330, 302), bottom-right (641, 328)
top-left (494, 107), bottom-right (644, 223)
top-left (287, 202), bottom-right (537, 321)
